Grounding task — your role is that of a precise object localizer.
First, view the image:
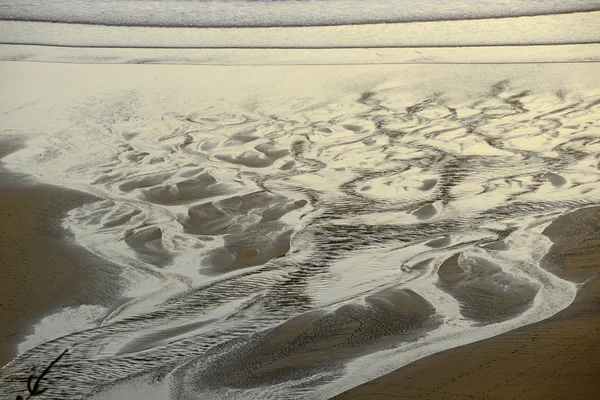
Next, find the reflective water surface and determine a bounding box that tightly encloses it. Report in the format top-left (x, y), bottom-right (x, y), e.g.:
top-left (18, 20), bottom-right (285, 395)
top-left (0, 63), bottom-right (599, 399)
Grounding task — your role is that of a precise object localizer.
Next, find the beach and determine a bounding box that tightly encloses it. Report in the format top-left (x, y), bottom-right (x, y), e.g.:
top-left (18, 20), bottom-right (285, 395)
top-left (0, 136), bottom-right (124, 366)
top-left (2, 0), bottom-right (600, 392)
top-left (2, 147), bottom-right (598, 400)
top-left (0, 57), bottom-right (598, 399)
top-left (335, 206), bottom-right (600, 399)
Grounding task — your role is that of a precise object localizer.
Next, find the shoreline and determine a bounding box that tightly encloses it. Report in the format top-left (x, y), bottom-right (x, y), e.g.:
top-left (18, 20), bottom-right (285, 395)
top-left (2, 12), bottom-right (599, 49)
top-left (0, 136), bottom-right (124, 366)
top-left (334, 206), bottom-right (600, 399)
top-left (0, 59), bottom-right (598, 397)
top-left (2, 43), bottom-right (600, 66)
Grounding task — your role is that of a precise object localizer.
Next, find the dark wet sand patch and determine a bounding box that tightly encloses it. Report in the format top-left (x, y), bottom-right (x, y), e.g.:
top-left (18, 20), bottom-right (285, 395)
top-left (412, 203), bottom-right (437, 220)
top-left (342, 124), bottom-right (363, 133)
top-left (436, 253), bottom-right (538, 325)
top-left (0, 136), bottom-right (124, 366)
top-left (419, 178), bottom-right (438, 191)
top-left (541, 206), bottom-right (600, 282)
top-left (482, 239), bottom-right (510, 251)
top-left (178, 288), bottom-right (440, 391)
top-left (124, 225), bottom-right (173, 267)
top-left (280, 160), bottom-right (296, 170)
top-left (543, 171), bottom-right (567, 187)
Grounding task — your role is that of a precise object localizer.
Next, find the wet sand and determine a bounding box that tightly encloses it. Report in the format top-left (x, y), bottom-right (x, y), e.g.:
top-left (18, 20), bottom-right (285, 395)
top-left (334, 206), bottom-right (600, 400)
top-left (0, 136), bottom-right (123, 366)
top-left (3, 129), bottom-right (597, 397)
top-left (1, 61), bottom-right (599, 398)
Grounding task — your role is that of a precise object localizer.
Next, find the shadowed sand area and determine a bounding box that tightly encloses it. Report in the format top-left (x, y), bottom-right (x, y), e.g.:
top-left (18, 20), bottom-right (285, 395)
top-left (0, 136), bottom-right (123, 366)
top-left (173, 287), bottom-right (440, 394)
top-left (334, 206), bottom-right (600, 400)
top-left (436, 253), bottom-right (539, 325)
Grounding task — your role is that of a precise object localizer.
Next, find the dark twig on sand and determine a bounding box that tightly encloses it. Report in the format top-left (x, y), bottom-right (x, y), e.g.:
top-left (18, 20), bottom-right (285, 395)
top-left (16, 349), bottom-right (69, 400)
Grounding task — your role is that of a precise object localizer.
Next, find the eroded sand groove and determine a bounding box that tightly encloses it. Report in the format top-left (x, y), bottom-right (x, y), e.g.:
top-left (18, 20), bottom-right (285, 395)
top-left (1, 73), bottom-right (599, 399)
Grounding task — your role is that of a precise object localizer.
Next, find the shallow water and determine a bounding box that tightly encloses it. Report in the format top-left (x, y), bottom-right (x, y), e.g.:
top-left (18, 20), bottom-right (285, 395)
top-left (0, 62), bottom-right (598, 398)
top-left (1, 0), bottom-right (597, 27)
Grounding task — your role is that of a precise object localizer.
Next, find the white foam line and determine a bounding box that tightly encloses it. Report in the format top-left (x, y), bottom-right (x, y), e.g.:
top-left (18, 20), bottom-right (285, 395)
top-left (2, 44), bottom-right (600, 65)
top-left (1, 12), bottom-right (600, 49)
top-left (409, 282), bottom-right (467, 327)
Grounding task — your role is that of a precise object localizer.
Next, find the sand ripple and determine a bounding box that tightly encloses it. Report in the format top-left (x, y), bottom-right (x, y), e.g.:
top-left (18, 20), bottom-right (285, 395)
top-left (1, 66), bottom-right (598, 399)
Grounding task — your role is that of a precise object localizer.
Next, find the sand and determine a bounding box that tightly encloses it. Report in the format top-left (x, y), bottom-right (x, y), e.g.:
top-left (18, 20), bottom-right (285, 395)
top-left (334, 206), bottom-right (600, 400)
top-left (3, 137), bottom-right (597, 397)
top-left (0, 136), bottom-right (123, 367)
top-left (1, 60), bottom-right (599, 398)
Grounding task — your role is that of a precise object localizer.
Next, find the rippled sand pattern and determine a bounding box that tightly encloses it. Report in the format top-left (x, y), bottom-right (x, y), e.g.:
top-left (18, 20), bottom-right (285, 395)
top-left (1, 67), bottom-right (599, 399)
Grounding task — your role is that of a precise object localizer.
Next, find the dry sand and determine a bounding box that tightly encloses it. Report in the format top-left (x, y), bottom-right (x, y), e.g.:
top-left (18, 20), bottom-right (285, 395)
top-left (334, 206), bottom-right (600, 400)
top-left (0, 136), bottom-right (123, 366)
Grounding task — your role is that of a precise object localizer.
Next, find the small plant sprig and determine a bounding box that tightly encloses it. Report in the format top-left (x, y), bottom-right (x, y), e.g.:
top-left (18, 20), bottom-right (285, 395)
top-left (16, 349), bottom-right (69, 400)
